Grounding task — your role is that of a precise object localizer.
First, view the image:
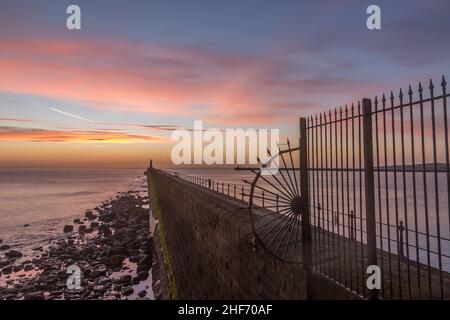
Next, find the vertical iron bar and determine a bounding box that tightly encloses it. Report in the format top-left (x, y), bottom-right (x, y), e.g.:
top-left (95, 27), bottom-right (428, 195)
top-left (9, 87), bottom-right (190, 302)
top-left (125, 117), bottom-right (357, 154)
top-left (340, 107), bottom-right (347, 287)
top-left (374, 96), bottom-right (385, 297)
top-left (429, 80), bottom-right (444, 299)
top-left (442, 76), bottom-right (450, 256)
top-left (362, 98), bottom-right (378, 300)
top-left (382, 94), bottom-right (394, 299)
top-left (408, 85), bottom-right (422, 298)
top-left (335, 109), bottom-right (342, 282)
top-left (300, 117), bottom-right (312, 299)
top-left (325, 112), bottom-right (331, 278)
top-left (399, 88), bottom-right (412, 299)
top-left (345, 105), bottom-right (352, 291)
top-left (330, 110), bottom-right (337, 281)
top-left (418, 82), bottom-right (432, 298)
top-left (390, 91), bottom-right (402, 299)
top-left (358, 101), bottom-right (366, 297)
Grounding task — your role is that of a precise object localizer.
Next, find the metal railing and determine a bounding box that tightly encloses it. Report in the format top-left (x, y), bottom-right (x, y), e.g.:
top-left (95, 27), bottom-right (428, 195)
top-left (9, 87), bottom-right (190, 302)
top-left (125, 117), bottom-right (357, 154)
top-left (305, 77), bottom-right (450, 299)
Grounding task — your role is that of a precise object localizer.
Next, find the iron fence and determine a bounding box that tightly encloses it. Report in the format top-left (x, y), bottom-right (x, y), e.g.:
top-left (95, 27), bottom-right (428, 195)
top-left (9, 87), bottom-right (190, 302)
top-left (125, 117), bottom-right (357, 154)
top-left (306, 77), bottom-right (450, 299)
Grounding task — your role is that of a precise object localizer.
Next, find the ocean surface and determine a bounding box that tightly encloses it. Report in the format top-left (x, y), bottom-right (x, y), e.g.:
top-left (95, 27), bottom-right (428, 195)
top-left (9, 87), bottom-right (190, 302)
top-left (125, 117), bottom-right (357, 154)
top-left (0, 168), bottom-right (144, 253)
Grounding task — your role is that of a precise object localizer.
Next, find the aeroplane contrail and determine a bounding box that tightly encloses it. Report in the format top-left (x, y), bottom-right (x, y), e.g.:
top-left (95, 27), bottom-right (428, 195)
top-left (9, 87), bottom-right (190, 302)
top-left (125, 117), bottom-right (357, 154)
top-left (49, 107), bottom-right (96, 123)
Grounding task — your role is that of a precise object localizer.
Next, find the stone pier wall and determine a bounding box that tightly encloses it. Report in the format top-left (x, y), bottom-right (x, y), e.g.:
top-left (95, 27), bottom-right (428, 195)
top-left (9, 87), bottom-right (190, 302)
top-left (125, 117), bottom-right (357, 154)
top-left (147, 169), bottom-right (355, 300)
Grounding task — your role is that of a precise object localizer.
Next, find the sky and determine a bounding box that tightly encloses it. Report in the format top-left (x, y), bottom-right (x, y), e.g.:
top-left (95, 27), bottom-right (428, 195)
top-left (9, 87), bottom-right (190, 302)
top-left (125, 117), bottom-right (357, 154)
top-left (0, 0), bottom-right (449, 168)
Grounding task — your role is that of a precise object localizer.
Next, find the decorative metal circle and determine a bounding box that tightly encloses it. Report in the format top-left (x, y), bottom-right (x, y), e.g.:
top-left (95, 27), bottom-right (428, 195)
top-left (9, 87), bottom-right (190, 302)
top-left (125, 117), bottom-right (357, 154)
top-left (245, 143), bottom-right (303, 264)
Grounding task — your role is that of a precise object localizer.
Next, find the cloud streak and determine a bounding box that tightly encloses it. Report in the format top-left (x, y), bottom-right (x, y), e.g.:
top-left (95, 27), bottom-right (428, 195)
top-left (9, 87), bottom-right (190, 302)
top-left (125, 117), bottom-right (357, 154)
top-left (0, 126), bottom-right (166, 143)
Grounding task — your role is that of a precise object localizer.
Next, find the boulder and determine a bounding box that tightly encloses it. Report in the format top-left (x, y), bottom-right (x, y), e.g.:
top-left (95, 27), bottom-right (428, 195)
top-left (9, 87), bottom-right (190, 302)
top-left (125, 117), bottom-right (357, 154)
top-left (120, 286), bottom-right (134, 296)
top-left (24, 291), bottom-right (45, 300)
top-left (5, 249), bottom-right (23, 259)
top-left (138, 290), bottom-right (147, 298)
top-left (78, 225), bottom-right (87, 233)
top-left (108, 255), bottom-right (124, 268)
top-left (63, 225), bottom-right (74, 233)
top-left (0, 244), bottom-right (10, 251)
top-left (90, 222), bottom-right (99, 228)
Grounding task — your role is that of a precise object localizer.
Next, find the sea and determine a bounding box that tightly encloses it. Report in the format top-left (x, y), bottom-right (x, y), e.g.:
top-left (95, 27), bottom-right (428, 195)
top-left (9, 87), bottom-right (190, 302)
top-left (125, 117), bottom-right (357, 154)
top-left (0, 168), bottom-right (145, 255)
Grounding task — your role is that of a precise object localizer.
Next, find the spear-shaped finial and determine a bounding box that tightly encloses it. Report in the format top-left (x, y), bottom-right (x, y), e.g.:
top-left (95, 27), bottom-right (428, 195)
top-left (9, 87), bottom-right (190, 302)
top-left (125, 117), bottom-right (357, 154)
top-left (408, 85), bottom-right (413, 97)
top-left (429, 79), bottom-right (434, 91)
top-left (390, 90), bottom-right (395, 102)
top-left (418, 82), bottom-right (423, 93)
top-left (399, 88), bottom-right (403, 99)
top-left (381, 93), bottom-right (386, 104)
top-left (442, 75), bottom-right (447, 88)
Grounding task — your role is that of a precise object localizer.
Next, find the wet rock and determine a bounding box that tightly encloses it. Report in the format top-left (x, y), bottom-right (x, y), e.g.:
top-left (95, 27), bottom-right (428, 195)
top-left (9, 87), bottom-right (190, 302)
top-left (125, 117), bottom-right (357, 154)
top-left (120, 286), bottom-right (133, 296)
top-left (0, 244), bottom-right (10, 251)
top-left (88, 270), bottom-right (104, 279)
top-left (73, 218), bottom-right (81, 224)
top-left (78, 225), bottom-right (87, 233)
top-left (13, 265), bottom-right (23, 272)
top-left (0, 239), bottom-right (2, 244)
top-left (2, 266), bottom-right (12, 274)
top-left (24, 291), bottom-right (44, 300)
top-left (5, 250), bottom-right (23, 259)
top-left (23, 224), bottom-right (30, 227)
top-left (24, 264), bottom-right (34, 271)
top-left (85, 210), bottom-right (96, 220)
top-left (109, 255), bottom-right (124, 268)
top-left (63, 225), bottom-right (74, 233)
top-left (137, 271), bottom-right (149, 281)
top-left (118, 274), bottom-right (132, 285)
top-left (90, 222), bottom-right (99, 228)
top-left (138, 290), bottom-right (147, 298)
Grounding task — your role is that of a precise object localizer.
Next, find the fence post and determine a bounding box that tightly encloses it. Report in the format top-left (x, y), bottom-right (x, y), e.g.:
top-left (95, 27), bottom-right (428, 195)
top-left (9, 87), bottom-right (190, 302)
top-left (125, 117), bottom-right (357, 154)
top-left (362, 98), bottom-right (379, 299)
top-left (300, 117), bottom-right (313, 299)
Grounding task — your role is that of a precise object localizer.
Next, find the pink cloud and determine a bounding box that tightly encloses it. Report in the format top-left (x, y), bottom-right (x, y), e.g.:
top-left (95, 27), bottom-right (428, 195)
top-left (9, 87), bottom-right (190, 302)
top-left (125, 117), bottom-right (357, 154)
top-left (0, 36), bottom-right (378, 125)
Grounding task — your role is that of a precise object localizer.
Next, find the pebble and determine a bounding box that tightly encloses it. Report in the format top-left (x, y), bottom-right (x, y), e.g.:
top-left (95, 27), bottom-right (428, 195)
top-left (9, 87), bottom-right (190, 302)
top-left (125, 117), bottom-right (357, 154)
top-left (0, 190), bottom-right (154, 301)
top-left (63, 225), bottom-right (74, 233)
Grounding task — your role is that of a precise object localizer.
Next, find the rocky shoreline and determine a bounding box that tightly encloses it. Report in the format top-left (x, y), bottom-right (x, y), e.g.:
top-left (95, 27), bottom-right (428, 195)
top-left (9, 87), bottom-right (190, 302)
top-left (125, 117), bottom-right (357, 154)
top-left (0, 189), bottom-right (155, 300)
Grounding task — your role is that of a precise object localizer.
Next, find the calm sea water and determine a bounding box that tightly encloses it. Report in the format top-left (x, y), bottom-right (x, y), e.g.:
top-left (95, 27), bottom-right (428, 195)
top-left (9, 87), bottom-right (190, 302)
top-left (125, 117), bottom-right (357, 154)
top-left (0, 168), bottom-right (144, 252)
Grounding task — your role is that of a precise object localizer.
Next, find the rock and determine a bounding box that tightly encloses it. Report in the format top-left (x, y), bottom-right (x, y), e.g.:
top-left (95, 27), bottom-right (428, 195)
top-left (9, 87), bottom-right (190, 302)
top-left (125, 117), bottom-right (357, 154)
top-left (5, 249), bottom-right (23, 259)
top-left (88, 270), bottom-right (103, 279)
top-left (63, 225), bottom-right (74, 233)
top-left (138, 290), bottom-right (147, 298)
top-left (94, 285), bottom-right (106, 292)
top-left (73, 218), bottom-right (81, 224)
top-left (23, 224), bottom-right (30, 227)
top-left (90, 222), bottom-right (99, 228)
top-left (85, 211), bottom-right (96, 221)
top-left (24, 264), bottom-right (34, 271)
top-left (120, 286), bottom-right (134, 296)
top-left (109, 255), bottom-right (124, 268)
top-left (2, 266), bottom-right (13, 274)
top-left (78, 225), bottom-right (87, 233)
top-left (24, 291), bottom-right (44, 300)
top-left (0, 239), bottom-right (2, 244)
top-left (13, 265), bottom-right (23, 272)
top-left (0, 244), bottom-right (10, 251)
top-left (119, 274), bottom-right (132, 285)
top-left (137, 271), bottom-right (149, 281)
